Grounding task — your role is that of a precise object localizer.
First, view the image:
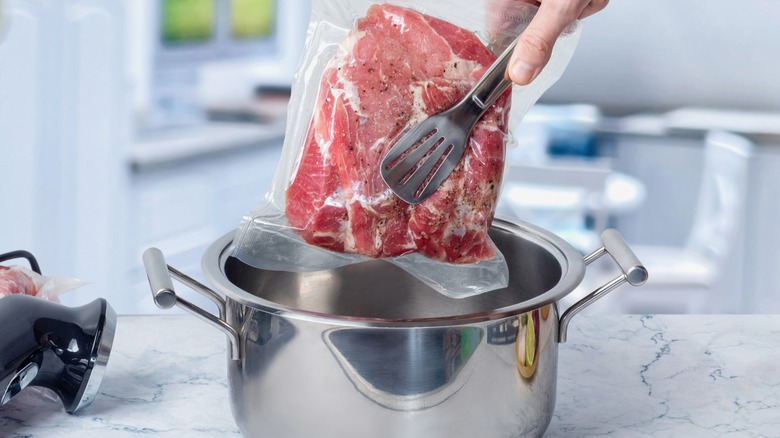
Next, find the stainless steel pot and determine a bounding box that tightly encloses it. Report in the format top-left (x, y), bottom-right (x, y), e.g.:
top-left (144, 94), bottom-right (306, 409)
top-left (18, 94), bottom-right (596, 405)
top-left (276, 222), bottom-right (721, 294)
top-left (143, 218), bottom-right (647, 438)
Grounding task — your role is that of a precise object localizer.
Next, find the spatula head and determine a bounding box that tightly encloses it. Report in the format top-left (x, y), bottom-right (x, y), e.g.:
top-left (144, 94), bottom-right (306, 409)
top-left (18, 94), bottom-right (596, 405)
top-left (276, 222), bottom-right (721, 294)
top-left (381, 113), bottom-right (469, 204)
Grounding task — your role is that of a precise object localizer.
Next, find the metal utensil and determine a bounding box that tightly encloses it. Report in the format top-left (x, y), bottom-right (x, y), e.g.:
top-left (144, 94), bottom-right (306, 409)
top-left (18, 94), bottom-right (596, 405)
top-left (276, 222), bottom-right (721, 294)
top-left (380, 38), bottom-right (518, 204)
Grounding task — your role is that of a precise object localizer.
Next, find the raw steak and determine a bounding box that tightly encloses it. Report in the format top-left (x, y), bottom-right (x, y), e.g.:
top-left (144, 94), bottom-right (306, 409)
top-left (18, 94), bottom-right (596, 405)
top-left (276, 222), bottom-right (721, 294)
top-left (286, 4), bottom-right (510, 263)
top-left (0, 266), bottom-right (37, 298)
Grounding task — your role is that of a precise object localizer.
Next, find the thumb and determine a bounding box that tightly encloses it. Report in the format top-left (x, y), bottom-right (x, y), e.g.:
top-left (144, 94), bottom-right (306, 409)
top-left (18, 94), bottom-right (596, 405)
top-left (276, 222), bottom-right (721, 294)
top-left (508, 3), bottom-right (580, 85)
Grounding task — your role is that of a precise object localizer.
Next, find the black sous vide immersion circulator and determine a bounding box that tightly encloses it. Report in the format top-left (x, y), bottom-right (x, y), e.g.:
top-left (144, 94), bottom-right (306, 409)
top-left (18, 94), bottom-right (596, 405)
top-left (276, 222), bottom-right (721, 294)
top-left (0, 250), bottom-right (116, 413)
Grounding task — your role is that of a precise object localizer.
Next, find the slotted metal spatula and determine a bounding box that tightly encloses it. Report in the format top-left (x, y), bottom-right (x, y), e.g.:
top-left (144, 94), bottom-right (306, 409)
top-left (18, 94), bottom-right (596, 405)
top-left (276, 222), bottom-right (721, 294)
top-left (380, 38), bottom-right (518, 204)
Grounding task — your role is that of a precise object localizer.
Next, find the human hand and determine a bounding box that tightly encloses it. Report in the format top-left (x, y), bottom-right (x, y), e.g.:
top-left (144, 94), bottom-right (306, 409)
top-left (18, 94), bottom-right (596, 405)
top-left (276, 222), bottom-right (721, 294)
top-left (506, 0), bottom-right (608, 85)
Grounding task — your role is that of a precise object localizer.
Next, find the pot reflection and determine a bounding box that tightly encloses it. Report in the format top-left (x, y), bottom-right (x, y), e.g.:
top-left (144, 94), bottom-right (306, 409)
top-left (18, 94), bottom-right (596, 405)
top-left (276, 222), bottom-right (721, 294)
top-left (324, 327), bottom-right (483, 411)
top-left (486, 304), bottom-right (553, 380)
top-left (229, 302), bottom-right (297, 377)
top-left (516, 307), bottom-right (545, 379)
top-left (487, 317), bottom-right (519, 345)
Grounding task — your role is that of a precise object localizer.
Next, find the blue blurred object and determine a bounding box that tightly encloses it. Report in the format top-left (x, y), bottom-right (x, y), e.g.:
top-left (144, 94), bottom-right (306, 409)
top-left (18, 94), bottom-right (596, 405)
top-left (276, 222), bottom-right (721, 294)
top-left (515, 104), bottom-right (602, 158)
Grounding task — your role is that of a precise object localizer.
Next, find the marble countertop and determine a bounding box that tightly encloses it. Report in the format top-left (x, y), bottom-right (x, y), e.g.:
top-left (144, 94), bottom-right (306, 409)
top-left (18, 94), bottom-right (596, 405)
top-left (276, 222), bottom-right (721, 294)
top-left (1, 315), bottom-right (778, 437)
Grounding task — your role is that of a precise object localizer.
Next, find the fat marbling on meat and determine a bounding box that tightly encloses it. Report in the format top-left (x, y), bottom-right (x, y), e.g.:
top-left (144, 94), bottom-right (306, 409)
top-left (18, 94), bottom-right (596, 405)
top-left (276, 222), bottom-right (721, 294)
top-left (0, 266), bottom-right (37, 298)
top-left (286, 4), bottom-right (510, 264)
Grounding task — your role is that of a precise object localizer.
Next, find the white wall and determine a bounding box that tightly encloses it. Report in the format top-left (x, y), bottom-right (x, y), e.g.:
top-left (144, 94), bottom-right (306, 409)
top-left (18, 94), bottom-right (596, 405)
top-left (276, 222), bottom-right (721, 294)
top-left (0, 0), bottom-right (129, 309)
top-left (0, 0), bottom-right (59, 266)
top-left (544, 1), bottom-right (780, 113)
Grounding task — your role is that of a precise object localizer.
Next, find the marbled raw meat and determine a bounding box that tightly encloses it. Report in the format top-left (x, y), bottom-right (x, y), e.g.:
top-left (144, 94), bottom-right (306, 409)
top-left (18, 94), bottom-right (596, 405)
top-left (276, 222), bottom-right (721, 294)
top-left (0, 266), bottom-right (37, 298)
top-left (286, 4), bottom-right (510, 263)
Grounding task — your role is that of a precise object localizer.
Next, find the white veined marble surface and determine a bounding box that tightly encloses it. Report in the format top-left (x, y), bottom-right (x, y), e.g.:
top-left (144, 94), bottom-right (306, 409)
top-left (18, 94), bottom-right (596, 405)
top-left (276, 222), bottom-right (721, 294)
top-left (548, 315), bottom-right (780, 438)
top-left (1, 316), bottom-right (240, 438)
top-left (1, 315), bottom-right (779, 437)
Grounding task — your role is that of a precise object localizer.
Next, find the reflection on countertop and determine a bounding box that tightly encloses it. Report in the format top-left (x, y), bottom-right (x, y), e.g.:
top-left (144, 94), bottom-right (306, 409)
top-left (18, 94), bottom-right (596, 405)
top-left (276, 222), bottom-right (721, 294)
top-left (1, 314), bottom-right (777, 437)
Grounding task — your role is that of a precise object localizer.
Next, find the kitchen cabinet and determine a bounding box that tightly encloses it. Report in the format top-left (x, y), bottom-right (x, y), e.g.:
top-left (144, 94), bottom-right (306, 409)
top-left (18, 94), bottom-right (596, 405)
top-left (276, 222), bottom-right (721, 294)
top-left (0, 0), bottom-right (290, 316)
top-left (1, 314), bottom-right (776, 436)
top-left (124, 123), bottom-right (284, 315)
top-left (597, 110), bottom-right (780, 313)
top-left (741, 145), bottom-right (780, 313)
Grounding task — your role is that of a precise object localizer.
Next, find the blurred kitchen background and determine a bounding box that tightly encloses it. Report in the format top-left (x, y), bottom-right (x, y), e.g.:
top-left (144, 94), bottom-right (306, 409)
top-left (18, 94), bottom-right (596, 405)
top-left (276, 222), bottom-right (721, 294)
top-left (1, 0), bottom-right (778, 315)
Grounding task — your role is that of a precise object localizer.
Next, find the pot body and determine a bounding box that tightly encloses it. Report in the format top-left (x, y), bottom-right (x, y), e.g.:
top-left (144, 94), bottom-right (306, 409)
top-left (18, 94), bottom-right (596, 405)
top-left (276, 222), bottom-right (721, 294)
top-left (225, 300), bottom-right (559, 438)
top-left (212, 219), bottom-right (583, 438)
top-left (143, 218), bottom-right (647, 438)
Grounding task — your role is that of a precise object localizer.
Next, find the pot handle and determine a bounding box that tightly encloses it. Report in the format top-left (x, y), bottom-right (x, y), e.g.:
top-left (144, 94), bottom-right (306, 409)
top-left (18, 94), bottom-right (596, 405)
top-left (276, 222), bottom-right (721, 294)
top-left (142, 248), bottom-right (241, 360)
top-left (558, 229), bottom-right (648, 343)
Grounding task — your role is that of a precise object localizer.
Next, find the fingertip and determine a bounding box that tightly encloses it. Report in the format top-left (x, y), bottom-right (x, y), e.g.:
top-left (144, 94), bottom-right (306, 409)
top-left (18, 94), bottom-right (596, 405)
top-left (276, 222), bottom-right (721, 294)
top-left (509, 29), bottom-right (554, 85)
top-left (508, 51), bottom-right (541, 85)
top-left (507, 0), bottom-right (578, 85)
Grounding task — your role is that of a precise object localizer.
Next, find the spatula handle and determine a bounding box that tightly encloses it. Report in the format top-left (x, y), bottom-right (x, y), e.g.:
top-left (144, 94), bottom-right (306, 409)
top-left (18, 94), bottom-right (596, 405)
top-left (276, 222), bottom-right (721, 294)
top-left (470, 38), bottom-right (518, 110)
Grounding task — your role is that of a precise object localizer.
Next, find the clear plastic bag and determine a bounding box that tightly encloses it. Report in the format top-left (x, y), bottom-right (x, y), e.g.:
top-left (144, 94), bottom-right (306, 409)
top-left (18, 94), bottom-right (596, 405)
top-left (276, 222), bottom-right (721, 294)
top-left (0, 265), bottom-right (88, 302)
top-left (232, 0), bottom-right (581, 298)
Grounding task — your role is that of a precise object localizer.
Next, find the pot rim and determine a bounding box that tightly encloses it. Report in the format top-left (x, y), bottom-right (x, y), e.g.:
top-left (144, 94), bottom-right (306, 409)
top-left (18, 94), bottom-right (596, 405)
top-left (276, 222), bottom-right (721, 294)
top-left (201, 218), bottom-right (585, 327)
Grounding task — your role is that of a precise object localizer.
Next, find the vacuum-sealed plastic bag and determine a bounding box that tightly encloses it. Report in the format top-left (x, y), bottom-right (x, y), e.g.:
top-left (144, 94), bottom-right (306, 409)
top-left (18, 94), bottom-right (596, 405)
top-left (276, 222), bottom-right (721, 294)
top-left (232, 0), bottom-right (581, 297)
top-left (0, 265), bottom-right (88, 302)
